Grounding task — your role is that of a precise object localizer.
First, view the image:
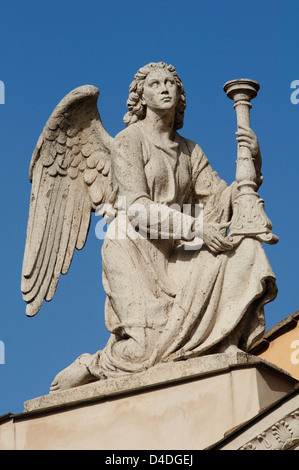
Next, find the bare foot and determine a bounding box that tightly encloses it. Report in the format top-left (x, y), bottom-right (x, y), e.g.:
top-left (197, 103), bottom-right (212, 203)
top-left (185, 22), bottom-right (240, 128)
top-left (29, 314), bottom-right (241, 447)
top-left (50, 354), bottom-right (97, 393)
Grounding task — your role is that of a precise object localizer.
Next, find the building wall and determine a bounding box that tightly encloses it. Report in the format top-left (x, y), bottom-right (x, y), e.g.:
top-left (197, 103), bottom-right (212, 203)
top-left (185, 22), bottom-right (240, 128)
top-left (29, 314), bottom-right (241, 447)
top-left (251, 311), bottom-right (299, 380)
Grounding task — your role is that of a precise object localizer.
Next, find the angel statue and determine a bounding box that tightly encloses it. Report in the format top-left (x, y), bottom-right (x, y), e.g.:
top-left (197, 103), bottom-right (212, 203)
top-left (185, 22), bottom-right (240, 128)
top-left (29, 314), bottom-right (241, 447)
top-left (21, 62), bottom-right (277, 392)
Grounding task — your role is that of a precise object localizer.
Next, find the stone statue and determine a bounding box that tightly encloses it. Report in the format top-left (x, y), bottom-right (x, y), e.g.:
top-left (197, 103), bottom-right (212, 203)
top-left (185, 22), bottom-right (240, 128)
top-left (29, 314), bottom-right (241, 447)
top-left (21, 62), bottom-right (278, 392)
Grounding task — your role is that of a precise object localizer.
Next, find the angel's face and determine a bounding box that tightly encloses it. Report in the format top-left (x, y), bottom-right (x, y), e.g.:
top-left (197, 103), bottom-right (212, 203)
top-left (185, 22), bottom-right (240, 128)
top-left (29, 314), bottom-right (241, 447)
top-left (141, 69), bottom-right (179, 113)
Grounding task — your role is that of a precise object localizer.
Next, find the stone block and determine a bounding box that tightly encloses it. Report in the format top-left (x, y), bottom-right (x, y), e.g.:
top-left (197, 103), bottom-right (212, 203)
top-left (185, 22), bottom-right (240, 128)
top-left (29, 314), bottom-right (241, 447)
top-left (2, 352), bottom-right (295, 450)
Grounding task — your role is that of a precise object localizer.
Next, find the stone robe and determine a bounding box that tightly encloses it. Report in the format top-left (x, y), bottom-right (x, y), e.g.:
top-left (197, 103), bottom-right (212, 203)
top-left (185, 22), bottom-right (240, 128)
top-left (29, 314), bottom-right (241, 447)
top-left (86, 121), bottom-right (277, 378)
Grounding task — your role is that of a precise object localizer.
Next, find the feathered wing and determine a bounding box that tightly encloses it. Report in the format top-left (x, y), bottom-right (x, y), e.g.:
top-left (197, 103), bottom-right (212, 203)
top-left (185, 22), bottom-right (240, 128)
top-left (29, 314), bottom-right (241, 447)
top-left (21, 85), bottom-right (116, 317)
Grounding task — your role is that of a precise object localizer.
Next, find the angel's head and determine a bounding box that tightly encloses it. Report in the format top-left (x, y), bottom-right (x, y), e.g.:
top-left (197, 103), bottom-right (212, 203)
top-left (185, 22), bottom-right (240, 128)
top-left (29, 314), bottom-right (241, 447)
top-left (123, 62), bottom-right (186, 130)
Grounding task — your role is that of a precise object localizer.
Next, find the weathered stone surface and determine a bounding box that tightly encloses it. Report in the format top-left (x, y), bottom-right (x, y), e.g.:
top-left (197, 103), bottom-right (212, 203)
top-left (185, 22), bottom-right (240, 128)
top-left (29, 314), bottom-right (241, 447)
top-left (24, 352), bottom-right (294, 413)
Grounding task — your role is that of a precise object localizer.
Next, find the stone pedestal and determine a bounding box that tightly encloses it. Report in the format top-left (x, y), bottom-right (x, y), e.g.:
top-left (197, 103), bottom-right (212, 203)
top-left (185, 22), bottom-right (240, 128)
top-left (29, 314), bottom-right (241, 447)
top-left (1, 352), bottom-right (297, 450)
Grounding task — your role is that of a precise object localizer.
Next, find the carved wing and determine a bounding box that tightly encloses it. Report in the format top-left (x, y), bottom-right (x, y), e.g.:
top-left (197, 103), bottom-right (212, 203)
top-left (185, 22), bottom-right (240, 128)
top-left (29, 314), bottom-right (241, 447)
top-left (21, 85), bottom-right (116, 316)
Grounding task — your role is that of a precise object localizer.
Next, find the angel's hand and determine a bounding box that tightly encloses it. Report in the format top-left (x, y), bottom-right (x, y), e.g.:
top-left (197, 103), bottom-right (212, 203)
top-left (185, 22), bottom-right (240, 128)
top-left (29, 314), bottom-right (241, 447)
top-left (97, 203), bottom-right (117, 224)
top-left (236, 124), bottom-right (263, 186)
top-left (203, 223), bottom-right (233, 253)
top-left (236, 124), bottom-right (260, 158)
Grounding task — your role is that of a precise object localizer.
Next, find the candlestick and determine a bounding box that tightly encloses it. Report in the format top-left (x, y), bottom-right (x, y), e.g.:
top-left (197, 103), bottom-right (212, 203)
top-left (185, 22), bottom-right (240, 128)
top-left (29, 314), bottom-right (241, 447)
top-left (223, 79), bottom-right (278, 245)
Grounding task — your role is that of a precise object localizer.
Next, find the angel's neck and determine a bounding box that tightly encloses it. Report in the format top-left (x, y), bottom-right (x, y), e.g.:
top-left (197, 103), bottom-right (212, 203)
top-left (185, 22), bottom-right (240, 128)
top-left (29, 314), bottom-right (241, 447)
top-left (142, 108), bottom-right (176, 143)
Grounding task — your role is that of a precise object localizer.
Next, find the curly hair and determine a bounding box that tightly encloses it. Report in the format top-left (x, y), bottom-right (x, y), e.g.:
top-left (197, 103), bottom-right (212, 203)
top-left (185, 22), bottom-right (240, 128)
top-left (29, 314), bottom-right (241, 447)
top-left (123, 62), bottom-right (186, 130)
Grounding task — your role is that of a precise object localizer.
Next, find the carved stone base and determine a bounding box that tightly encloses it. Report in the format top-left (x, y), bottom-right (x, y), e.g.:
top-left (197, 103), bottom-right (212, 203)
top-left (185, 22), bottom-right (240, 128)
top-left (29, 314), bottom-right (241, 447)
top-left (227, 189), bottom-right (279, 246)
top-left (0, 353), bottom-right (297, 450)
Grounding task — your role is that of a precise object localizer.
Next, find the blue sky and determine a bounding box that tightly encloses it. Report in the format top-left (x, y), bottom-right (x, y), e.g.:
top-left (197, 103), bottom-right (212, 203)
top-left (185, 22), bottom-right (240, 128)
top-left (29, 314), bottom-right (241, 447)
top-left (0, 0), bottom-right (298, 416)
